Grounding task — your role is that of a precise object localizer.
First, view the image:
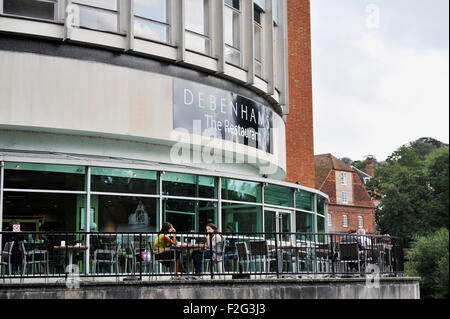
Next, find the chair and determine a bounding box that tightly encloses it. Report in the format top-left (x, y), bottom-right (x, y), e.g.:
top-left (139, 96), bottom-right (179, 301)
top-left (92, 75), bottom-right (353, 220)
top-left (20, 241), bottom-right (49, 276)
top-left (235, 242), bottom-right (250, 273)
top-left (152, 241), bottom-right (177, 276)
top-left (249, 240), bottom-right (275, 274)
top-left (338, 242), bottom-right (362, 275)
top-left (204, 237), bottom-right (227, 278)
top-left (130, 240), bottom-right (156, 275)
top-left (315, 243), bottom-right (331, 273)
top-left (92, 241), bottom-right (121, 275)
top-left (1, 241), bottom-right (15, 276)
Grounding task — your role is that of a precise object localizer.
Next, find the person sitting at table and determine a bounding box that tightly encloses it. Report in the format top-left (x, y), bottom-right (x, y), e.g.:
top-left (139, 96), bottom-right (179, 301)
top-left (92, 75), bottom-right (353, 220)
top-left (192, 223), bottom-right (224, 275)
top-left (357, 228), bottom-right (372, 247)
top-left (154, 222), bottom-right (185, 278)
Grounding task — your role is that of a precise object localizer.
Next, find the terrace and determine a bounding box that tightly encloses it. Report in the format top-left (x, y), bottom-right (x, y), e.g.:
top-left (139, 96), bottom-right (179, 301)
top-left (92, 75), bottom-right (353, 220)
top-left (1, 231), bottom-right (405, 283)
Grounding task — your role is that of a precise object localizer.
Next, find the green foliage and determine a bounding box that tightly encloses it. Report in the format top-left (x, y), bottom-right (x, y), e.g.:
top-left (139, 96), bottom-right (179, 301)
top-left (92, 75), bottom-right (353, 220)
top-left (367, 141), bottom-right (449, 245)
top-left (406, 228), bottom-right (449, 299)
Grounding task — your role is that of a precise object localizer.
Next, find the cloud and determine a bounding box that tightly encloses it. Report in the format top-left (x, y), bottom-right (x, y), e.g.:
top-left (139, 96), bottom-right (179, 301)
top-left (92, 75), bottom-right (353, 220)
top-left (311, 0), bottom-right (449, 161)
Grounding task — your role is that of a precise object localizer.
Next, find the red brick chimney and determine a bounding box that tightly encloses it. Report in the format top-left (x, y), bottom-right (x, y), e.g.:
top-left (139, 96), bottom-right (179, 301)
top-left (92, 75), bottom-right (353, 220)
top-left (365, 159), bottom-right (375, 177)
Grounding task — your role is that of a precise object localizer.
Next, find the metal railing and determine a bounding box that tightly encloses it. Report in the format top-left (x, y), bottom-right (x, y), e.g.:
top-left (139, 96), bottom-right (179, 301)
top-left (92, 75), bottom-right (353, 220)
top-left (0, 231), bottom-right (404, 282)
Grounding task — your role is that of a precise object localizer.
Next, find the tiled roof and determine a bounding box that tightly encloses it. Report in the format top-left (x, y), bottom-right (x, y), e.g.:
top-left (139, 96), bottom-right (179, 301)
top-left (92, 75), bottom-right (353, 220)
top-left (314, 154), bottom-right (353, 189)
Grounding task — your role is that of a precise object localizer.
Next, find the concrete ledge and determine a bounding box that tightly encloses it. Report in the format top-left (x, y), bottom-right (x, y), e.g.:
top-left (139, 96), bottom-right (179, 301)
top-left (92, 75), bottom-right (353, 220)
top-left (0, 277), bottom-right (421, 299)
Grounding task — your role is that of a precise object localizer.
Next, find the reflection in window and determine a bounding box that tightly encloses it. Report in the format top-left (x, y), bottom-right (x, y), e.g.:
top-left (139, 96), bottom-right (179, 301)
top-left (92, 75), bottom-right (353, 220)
top-left (317, 196), bottom-right (326, 215)
top-left (254, 3), bottom-right (264, 78)
top-left (185, 0), bottom-right (210, 55)
top-left (2, 192), bottom-right (81, 232)
top-left (224, 0), bottom-right (241, 66)
top-left (2, 0), bottom-right (56, 21)
top-left (264, 184), bottom-right (293, 208)
top-left (295, 191), bottom-right (314, 212)
top-left (91, 167), bottom-right (157, 195)
top-left (4, 163), bottom-right (85, 191)
top-left (296, 212), bottom-right (314, 233)
top-left (97, 196), bottom-right (157, 233)
top-left (163, 199), bottom-right (217, 233)
top-left (221, 178), bottom-right (261, 203)
top-left (72, 0), bottom-right (119, 33)
top-left (134, 0), bottom-right (169, 43)
top-left (162, 172), bottom-right (215, 198)
top-left (222, 204), bottom-right (262, 233)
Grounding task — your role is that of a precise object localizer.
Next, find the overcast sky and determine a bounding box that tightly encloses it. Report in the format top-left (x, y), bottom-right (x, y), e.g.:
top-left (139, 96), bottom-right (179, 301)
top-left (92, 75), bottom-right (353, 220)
top-left (310, 0), bottom-right (449, 162)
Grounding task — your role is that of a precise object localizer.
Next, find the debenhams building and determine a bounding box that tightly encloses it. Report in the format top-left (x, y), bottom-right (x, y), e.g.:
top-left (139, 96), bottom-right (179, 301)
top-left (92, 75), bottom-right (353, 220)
top-left (0, 0), bottom-right (328, 236)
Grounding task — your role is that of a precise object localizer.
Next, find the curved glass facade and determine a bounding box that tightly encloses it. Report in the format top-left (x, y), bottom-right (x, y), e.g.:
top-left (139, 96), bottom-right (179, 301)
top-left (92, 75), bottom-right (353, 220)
top-left (0, 161), bottom-right (328, 235)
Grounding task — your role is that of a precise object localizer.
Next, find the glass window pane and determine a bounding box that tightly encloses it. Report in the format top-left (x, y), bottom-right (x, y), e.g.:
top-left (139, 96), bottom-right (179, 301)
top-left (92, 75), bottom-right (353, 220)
top-left (91, 167), bottom-right (157, 194)
top-left (162, 172), bottom-right (215, 198)
top-left (264, 184), bottom-right (293, 207)
top-left (73, 0), bottom-right (117, 11)
top-left (224, 6), bottom-right (240, 49)
top-left (185, 31), bottom-right (211, 55)
top-left (162, 198), bottom-right (217, 233)
top-left (222, 204), bottom-right (262, 233)
top-left (295, 190), bottom-right (314, 211)
top-left (224, 0), bottom-right (240, 10)
top-left (317, 196), bottom-right (326, 215)
top-left (97, 195), bottom-right (158, 233)
top-left (75, 4), bottom-right (118, 33)
top-left (221, 179), bottom-right (261, 203)
top-left (225, 45), bottom-right (240, 66)
top-left (254, 24), bottom-right (262, 61)
top-left (296, 212), bottom-right (315, 241)
top-left (2, 192), bottom-right (82, 232)
top-left (134, 0), bottom-right (167, 23)
top-left (134, 17), bottom-right (169, 42)
top-left (163, 198), bottom-right (195, 233)
top-left (185, 0), bottom-right (207, 35)
top-left (4, 162), bottom-right (85, 191)
top-left (3, 0), bottom-right (56, 21)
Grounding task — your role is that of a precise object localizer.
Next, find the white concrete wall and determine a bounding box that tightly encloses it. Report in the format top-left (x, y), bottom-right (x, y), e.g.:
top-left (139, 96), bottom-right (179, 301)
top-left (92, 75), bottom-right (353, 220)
top-left (0, 50), bottom-right (287, 179)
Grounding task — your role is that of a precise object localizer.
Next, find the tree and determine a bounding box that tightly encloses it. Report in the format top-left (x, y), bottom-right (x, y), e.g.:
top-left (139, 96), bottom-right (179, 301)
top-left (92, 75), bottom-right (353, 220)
top-left (406, 228), bottom-right (449, 299)
top-left (367, 141), bottom-right (449, 245)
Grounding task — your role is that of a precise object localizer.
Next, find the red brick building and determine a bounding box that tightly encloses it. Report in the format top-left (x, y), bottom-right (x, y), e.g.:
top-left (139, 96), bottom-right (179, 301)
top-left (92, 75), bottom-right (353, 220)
top-left (315, 154), bottom-right (376, 234)
top-left (285, 0), bottom-right (315, 189)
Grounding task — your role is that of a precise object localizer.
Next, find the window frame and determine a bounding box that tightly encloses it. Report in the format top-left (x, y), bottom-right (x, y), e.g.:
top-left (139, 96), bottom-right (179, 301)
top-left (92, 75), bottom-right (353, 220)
top-left (224, 0), bottom-right (241, 67)
top-left (184, 0), bottom-right (211, 55)
top-left (342, 191), bottom-right (348, 204)
top-left (343, 214), bottom-right (348, 228)
top-left (133, 0), bottom-right (171, 44)
top-left (0, 0), bottom-right (58, 22)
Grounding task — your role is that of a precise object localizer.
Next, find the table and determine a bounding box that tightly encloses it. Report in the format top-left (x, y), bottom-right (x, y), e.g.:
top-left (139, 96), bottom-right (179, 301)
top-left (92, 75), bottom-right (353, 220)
top-left (53, 246), bottom-right (88, 269)
top-left (172, 243), bottom-right (207, 274)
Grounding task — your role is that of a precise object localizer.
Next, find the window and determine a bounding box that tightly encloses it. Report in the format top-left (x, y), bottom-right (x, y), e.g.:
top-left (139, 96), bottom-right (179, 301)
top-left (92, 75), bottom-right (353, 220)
top-left (327, 213), bottom-right (332, 227)
top-left (358, 216), bottom-right (364, 229)
top-left (221, 178), bottom-right (261, 203)
top-left (162, 172), bottom-right (215, 198)
top-left (91, 167), bottom-right (157, 195)
top-left (343, 214), bottom-right (348, 228)
top-left (134, 0), bottom-right (169, 43)
top-left (2, 0), bottom-right (57, 21)
top-left (264, 184), bottom-right (293, 208)
top-left (342, 191), bottom-right (348, 204)
top-left (72, 0), bottom-right (119, 33)
top-left (224, 0), bottom-right (241, 66)
top-left (254, 4), bottom-right (264, 77)
top-left (295, 190), bottom-right (313, 212)
top-left (185, 0), bottom-right (210, 55)
top-left (341, 172), bottom-right (347, 185)
top-left (254, 3), bottom-right (264, 77)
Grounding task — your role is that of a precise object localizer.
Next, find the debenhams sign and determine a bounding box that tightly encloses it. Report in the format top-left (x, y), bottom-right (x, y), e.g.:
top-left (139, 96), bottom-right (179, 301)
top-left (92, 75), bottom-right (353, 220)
top-left (173, 79), bottom-right (273, 154)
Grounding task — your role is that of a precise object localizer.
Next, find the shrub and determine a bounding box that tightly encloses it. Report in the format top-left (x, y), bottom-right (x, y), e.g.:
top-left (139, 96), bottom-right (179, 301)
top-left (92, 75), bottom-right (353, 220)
top-left (405, 228), bottom-right (449, 299)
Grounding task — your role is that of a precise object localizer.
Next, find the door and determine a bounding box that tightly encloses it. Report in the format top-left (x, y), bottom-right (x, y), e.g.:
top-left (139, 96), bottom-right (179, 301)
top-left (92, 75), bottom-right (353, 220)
top-left (264, 209), bottom-right (292, 242)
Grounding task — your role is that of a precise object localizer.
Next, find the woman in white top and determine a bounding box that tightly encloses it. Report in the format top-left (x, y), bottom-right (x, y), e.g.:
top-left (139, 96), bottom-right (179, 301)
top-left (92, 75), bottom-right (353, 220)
top-left (192, 223), bottom-right (224, 274)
